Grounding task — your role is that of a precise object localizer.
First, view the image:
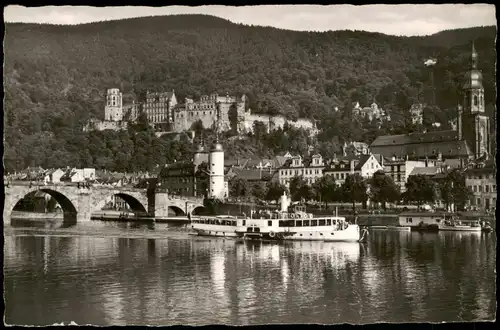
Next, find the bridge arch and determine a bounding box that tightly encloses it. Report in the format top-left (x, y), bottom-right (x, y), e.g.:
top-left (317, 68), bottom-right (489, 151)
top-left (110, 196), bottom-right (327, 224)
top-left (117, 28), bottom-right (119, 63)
top-left (168, 206), bottom-right (185, 216)
top-left (8, 188), bottom-right (78, 222)
top-left (92, 192), bottom-right (148, 214)
top-left (191, 206), bottom-right (206, 215)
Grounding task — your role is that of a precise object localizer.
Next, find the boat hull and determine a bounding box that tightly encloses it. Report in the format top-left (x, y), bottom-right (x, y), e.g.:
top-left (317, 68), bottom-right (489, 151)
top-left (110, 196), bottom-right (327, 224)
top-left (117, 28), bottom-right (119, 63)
top-left (387, 226), bottom-right (411, 231)
top-left (237, 224), bottom-right (362, 242)
top-left (370, 226), bottom-right (388, 230)
top-left (191, 224), bottom-right (238, 237)
top-left (439, 226), bottom-right (482, 232)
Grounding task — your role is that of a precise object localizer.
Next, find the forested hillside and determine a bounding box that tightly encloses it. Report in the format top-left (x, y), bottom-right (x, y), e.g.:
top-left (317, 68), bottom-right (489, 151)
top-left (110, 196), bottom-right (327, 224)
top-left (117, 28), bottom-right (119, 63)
top-left (3, 15), bottom-right (496, 173)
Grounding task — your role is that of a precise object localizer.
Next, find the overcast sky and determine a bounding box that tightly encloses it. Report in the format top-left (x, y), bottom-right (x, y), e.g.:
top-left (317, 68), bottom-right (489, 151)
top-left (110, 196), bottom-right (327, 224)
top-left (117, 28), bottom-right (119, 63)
top-left (4, 4), bottom-right (496, 36)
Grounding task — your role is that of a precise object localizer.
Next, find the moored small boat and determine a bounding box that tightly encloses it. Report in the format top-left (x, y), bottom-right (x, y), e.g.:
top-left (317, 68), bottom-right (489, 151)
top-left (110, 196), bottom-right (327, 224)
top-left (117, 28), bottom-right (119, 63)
top-left (370, 225), bottom-right (388, 230)
top-left (481, 226), bottom-right (493, 233)
top-left (386, 225), bottom-right (411, 231)
top-left (439, 219), bottom-right (482, 232)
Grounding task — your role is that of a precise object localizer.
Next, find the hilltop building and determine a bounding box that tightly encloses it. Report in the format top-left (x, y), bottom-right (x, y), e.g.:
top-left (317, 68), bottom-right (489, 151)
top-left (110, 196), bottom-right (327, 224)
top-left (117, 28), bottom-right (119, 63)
top-left (370, 43), bottom-right (490, 164)
top-left (143, 90), bottom-right (177, 130)
top-left (83, 88), bottom-right (130, 132)
top-left (104, 88), bottom-right (123, 121)
top-left (409, 103), bottom-right (425, 125)
top-left (342, 141), bottom-right (370, 156)
top-left (352, 102), bottom-right (389, 121)
top-left (172, 93), bottom-right (246, 133)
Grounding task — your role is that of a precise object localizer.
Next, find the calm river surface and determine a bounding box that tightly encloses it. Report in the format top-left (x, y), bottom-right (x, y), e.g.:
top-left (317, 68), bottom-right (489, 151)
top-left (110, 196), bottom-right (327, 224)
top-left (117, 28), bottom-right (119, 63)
top-left (3, 219), bottom-right (496, 325)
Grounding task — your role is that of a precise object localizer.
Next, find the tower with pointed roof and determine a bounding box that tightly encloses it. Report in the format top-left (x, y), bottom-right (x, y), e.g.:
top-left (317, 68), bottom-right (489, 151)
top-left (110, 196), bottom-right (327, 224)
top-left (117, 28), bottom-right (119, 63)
top-left (461, 41), bottom-right (490, 159)
top-left (208, 101), bottom-right (226, 200)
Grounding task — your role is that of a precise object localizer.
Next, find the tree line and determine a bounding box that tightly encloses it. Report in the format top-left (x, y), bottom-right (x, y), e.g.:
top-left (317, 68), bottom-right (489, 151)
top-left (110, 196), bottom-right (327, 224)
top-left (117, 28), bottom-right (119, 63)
top-left (229, 169), bottom-right (472, 213)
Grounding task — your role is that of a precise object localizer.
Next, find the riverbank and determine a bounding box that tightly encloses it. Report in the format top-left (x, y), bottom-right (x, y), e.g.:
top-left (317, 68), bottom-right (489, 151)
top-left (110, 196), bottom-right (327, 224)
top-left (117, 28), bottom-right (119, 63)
top-left (10, 211), bottom-right (64, 220)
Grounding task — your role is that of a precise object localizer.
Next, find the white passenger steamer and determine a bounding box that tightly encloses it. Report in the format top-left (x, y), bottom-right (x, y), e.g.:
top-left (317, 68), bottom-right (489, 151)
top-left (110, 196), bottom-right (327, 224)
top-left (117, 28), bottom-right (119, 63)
top-left (191, 193), bottom-right (367, 242)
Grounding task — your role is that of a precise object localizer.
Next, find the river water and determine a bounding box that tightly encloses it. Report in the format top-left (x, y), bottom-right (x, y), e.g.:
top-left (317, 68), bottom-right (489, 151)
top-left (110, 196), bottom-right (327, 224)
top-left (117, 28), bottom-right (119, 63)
top-left (3, 219), bottom-right (496, 325)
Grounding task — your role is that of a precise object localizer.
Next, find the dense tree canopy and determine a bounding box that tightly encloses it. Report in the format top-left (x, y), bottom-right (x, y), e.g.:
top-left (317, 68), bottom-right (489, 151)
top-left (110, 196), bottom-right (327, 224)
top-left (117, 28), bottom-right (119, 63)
top-left (369, 170), bottom-right (401, 209)
top-left (340, 173), bottom-right (368, 214)
top-left (404, 174), bottom-right (439, 208)
top-left (3, 16), bottom-right (496, 172)
top-left (439, 169), bottom-right (472, 211)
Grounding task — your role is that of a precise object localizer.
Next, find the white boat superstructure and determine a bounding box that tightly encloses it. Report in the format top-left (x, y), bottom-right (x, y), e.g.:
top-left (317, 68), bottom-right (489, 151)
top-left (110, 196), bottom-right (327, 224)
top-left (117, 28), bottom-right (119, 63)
top-left (189, 193), bottom-right (368, 242)
top-left (235, 193), bottom-right (366, 242)
top-left (190, 215), bottom-right (243, 237)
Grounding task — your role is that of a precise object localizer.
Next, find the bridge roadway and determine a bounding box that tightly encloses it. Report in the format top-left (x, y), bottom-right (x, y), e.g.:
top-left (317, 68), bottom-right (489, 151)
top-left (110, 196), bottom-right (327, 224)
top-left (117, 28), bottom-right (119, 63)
top-left (3, 182), bottom-right (204, 223)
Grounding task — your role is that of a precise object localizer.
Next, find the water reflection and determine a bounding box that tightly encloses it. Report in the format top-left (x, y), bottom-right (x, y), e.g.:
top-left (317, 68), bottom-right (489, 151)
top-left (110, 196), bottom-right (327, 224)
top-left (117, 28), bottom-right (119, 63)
top-left (3, 230), bottom-right (496, 325)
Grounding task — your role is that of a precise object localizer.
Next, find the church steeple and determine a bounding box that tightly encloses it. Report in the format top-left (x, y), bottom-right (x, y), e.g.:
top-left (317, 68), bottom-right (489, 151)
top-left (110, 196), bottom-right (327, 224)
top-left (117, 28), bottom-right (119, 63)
top-left (461, 41), bottom-right (490, 159)
top-left (463, 40), bottom-right (484, 113)
top-left (471, 41), bottom-right (478, 69)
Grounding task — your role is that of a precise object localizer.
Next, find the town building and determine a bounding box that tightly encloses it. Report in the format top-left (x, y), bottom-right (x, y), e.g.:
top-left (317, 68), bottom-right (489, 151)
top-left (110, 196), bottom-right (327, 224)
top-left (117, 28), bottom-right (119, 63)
top-left (227, 168), bottom-right (273, 187)
top-left (370, 44), bottom-right (491, 164)
top-left (157, 142), bottom-right (229, 200)
top-left (43, 168), bottom-right (65, 184)
top-left (143, 90), bottom-right (177, 130)
top-left (464, 159), bottom-right (496, 211)
top-left (323, 154), bottom-right (383, 186)
top-left (383, 157), bottom-right (427, 192)
top-left (277, 153), bottom-right (326, 188)
top-left (60, 168), bottom-right (96, 183)
top-left (157, 145), bottom-right (209, 197)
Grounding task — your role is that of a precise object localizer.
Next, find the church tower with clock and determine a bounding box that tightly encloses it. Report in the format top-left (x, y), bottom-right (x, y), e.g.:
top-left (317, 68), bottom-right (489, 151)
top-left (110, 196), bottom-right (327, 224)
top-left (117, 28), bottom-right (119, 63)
top-left (461, 42), bottom-right (490, 159)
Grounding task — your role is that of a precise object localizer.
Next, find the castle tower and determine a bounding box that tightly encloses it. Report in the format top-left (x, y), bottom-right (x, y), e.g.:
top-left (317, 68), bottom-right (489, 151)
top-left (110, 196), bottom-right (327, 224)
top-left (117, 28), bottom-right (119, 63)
top-left (104, 88), bottom-right (123, 122)
top-left (461, 41), bottom-right (490, 158)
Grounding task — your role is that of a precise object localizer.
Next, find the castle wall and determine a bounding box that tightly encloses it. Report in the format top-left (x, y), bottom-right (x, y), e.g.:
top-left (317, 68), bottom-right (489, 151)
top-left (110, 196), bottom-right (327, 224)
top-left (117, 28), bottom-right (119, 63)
top-left (243, 110), bottom-right (317, 135)
top-left (83, 120), bottom-right (128, 132)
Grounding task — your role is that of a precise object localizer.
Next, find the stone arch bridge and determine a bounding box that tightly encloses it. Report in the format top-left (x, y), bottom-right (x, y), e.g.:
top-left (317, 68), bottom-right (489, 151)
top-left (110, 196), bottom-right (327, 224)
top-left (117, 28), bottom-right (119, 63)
top-left (3, 183), bottom-right (204, 223)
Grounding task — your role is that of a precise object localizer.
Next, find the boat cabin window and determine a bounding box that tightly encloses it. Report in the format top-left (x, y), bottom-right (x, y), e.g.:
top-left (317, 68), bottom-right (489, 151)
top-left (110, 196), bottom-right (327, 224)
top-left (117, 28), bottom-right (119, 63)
top-left (319, 219), bottom-right (326, 226)
top-left (295, 220), bottom-right (302, 227)
top-left (435, 219), bottom-right (441, 223)
top-left (326, 219), bottom-right (331, 226)
top-left (242, 220), bottom-right (246, 226)
top-left (268, 220), bottom-right (272, 227)
top-left (303, 220), bottom-right (310, 226)
top-left (279, 220), bottom-right (294, 227)
top-left (406, 217), bottom-right (413, 223)
top-left (311, 220), bottom-right (318, 226)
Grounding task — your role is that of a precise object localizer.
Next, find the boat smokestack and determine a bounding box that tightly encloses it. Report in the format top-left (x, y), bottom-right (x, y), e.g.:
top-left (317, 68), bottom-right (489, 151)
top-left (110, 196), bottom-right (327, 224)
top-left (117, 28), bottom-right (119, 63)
top-left (280, 191), bottom-right (289, 212)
